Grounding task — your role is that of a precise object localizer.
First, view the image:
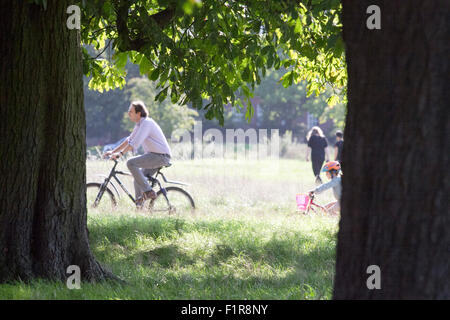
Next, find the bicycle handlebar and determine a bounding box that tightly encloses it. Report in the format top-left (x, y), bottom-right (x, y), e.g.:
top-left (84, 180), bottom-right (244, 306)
top-left (103, 155), bottom-right (118, 163)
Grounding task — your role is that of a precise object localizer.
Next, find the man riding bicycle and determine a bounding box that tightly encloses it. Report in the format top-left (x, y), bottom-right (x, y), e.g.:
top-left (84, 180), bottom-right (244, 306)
top-left (103, 101), bottom-right (172, 206)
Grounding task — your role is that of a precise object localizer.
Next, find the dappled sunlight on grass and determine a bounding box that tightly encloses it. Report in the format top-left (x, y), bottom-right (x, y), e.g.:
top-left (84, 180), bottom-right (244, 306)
top-left (81, 209), bottom-right (338, 299)
top-left (0, 159), bottom-right (339, 300)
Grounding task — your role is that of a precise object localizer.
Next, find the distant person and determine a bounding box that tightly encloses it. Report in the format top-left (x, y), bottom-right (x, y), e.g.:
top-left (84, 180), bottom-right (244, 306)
top-left (103, 101), bottom-right (172, 206)
top-left (334, 130), bottom-right (344, 163)
top-left (306, 126), bottom-right (328, 184)
top-left (309, 161), bottom-right (342, 214)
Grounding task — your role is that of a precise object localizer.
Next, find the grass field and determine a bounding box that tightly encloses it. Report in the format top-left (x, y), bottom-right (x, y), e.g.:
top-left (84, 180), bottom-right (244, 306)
top-left (0, 158), bottom-right (339, 300)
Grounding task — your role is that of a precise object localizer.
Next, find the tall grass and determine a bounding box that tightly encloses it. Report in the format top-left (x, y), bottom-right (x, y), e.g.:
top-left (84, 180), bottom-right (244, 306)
top-left (0, 158), bottom-right (338, 300)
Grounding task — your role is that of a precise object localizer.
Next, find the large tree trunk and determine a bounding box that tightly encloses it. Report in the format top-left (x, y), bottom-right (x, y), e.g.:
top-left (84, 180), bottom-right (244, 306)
top-left (334, 1), bottom-right (449, 299)
top-left (0, 0), bottom-right (110, 281)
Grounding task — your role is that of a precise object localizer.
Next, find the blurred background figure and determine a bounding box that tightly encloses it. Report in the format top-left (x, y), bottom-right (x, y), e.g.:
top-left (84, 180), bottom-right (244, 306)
top-left (334, 130), bottom-right (344, 170)
top-left (306, 126), bottom-right (328, 185)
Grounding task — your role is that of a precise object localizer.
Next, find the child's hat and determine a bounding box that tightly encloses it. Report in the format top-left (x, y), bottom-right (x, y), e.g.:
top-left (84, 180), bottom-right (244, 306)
top-left (322, 161), bottom-right (341, 172)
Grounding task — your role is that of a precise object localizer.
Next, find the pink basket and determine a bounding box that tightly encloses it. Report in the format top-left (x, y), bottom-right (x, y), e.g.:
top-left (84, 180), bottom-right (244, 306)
top-left (296, 194), bottom-right (310, 211)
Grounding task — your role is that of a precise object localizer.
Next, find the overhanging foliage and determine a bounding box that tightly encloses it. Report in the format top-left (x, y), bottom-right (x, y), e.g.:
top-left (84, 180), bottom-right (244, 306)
top-left (75, 0), bottom-right (346, 125)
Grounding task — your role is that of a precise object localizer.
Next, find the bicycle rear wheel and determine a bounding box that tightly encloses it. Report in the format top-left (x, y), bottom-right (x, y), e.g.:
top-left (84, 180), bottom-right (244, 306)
top-left (86, 182), bottom-right (117, 212)
top-left (147, 186), bottom-right (195, 216)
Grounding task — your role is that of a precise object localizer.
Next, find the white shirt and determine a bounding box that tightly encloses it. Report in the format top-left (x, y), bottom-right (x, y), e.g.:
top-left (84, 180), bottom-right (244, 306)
top-left (127, 117), bottom-right (172, 157)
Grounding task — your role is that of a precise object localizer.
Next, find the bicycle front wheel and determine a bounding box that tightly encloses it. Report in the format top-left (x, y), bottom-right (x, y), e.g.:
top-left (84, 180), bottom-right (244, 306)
top-left (147, 186), bottom-right (195, 216)
top-left (86, 182), bottom-right (117, 213)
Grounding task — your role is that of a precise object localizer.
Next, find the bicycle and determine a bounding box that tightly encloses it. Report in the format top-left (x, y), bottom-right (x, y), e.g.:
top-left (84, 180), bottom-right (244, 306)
top-left (86, 159), bottom-right (195, 215)
top-left (296, 192), bottom-right (329, 215)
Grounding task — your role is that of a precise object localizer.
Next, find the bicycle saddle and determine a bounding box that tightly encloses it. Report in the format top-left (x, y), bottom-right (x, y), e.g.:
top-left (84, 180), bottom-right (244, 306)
top-left (144, 163), bottom-right (172, 178)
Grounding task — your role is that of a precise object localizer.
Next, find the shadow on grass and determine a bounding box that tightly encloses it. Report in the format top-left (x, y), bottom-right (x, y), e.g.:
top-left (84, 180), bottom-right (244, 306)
top-left (2, 203), bottom-right (336, 295)
top-left (88, 215), bottom-right (336, 268)
top-left (141, 262), bottom-right (333, 299)
top-left (0, 216), bottom-right (336, 299)
top-left (133, 242), bottom-right (335, 299)
top-left (139, 244), bottom-right (195, 268)
top-left (88, 216), bottom-right (187, 246)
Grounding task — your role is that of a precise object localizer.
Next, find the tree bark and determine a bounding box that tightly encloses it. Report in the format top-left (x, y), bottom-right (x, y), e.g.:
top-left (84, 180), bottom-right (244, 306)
top-left (334, 1), bottom-right (449, 299)
top-left (0, 0), bottom-right (111, 282)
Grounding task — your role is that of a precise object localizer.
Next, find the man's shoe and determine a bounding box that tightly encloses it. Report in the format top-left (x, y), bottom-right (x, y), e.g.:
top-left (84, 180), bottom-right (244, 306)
top-left (135, 190), bottom-right (157, 207)
top-left (135, 197), bottom-right (145, 207)
top-left (143, 189), bottom-right (157, 200)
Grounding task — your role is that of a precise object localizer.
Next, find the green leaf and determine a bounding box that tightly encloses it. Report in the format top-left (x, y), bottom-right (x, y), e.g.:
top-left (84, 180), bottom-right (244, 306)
top-left (139, 56), bottom-right (153, 75)
top-left (261, 46), bottom-right (271, 56)
top-left (241, 85), bottom-right (253, 98)
top-left (267, 54), bottom-right (274, 69)
top-left (171, 89), bottom-right (179, 104)
top-left (150, 68), bottom-right (161, 81)
top-left (326, 95), bottom-right (340, 107)
top-left (294, 18), bottom-right (303, 34)
top-left (155, 87), bottom-right (169, 102)
top-left (115, 52), bottom-right (128, 70)
top-left (333, 36), bottom-right (345, 56)
top-left (102, 1), bottom-right (114, 17)
top-left (280, 71), bottom-right (294, 88)
top-left (245, 104), bottom-right (254, 122)
top-left (242, 67), bottom-right (251, 82)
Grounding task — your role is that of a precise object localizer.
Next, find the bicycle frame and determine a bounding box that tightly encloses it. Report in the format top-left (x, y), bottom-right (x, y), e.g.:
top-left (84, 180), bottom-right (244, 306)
top-left (92, 160), bottom-right (134, 205)
top-left (304, 194), bottom-right (329, 214)
top-left (155, 171), bottom-right (189, 186)
top-left (96, 159), bottom-right (186, 206)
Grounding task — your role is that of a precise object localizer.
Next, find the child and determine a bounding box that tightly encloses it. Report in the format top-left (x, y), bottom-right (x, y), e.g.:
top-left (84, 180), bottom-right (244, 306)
top-left (309, 161), bottom-right (342, 214)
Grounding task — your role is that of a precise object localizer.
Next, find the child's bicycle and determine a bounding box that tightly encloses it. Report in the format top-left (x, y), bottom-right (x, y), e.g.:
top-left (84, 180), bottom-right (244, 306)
top-left (296, 192), bottom-right (329, 215)
top-left (86, 159), bottom-right (195, 216)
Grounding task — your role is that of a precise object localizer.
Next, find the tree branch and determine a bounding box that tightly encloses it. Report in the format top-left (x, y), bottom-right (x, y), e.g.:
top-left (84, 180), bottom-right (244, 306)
top-left (114, 0), bottom-right (176, 52)
top-left (90, 39), bottom-right (113, 60)
top-left (152, 6), bottom-right (176, 27)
